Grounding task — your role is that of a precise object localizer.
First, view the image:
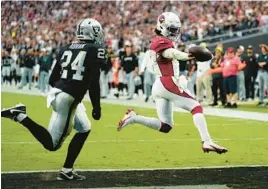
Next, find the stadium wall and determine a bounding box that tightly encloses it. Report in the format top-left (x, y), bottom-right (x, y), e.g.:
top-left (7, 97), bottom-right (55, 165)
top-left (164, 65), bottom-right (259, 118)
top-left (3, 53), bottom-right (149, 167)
top-left (207, 32), bottom-right (268, 53)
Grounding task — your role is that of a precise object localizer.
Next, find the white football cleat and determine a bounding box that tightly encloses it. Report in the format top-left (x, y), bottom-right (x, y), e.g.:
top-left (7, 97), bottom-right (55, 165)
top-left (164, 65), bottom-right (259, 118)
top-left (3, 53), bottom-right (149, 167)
top-left (202, 140), bottom-right (228, 154)
top-left (117, 109), bottom-right (137, 131)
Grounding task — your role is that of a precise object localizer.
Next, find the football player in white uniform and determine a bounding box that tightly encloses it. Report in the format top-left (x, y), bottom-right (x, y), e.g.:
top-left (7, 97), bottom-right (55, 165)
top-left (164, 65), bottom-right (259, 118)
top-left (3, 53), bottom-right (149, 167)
top-left (118, 12), bottom-right (227, 154)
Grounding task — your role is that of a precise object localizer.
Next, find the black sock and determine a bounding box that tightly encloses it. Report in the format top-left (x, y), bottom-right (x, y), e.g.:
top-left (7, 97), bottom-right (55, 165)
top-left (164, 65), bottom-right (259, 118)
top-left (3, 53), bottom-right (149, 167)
top-left (63, 131), bottom-right (90, 169)
top-left (8, 76), bottom-right (11, 84)
top-left (3, 76), bottom-right (7, 83)
top-left (20, 116), bottom-right (54, 151)
top-left (18, 76), bottom-right (21, 83)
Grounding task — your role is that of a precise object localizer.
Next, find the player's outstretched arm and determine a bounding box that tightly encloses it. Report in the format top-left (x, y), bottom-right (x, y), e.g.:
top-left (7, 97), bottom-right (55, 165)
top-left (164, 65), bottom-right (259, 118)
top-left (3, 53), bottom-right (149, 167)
top-left (48, 61), bottom-right (61, 87)
top-left (49, 48), bottom-right (64, 87)
top-left (162, 48), bottom-right (192, 61)
top-left (88, 66), bottom-right (101, 120)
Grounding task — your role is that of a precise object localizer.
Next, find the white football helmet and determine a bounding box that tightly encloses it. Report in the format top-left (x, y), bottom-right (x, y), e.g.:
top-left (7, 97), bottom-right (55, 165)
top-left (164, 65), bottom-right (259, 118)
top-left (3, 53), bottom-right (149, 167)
top-left (156, 12), bottom-right (181, 41)
top-left (76, 18), bottom-right (104, 45)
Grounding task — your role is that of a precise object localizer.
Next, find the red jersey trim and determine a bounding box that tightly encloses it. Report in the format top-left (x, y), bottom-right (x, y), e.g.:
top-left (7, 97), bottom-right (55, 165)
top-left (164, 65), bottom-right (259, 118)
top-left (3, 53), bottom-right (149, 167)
top-left (160, 77), bottom-right (194, 100)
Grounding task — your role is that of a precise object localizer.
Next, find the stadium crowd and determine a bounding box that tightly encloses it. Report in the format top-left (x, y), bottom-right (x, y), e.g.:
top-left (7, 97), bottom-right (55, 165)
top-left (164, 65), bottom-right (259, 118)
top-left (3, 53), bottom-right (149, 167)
top-left (2, 1), bottom-right (268, 51)
top-left (1, 1), bottom-right (268, 108)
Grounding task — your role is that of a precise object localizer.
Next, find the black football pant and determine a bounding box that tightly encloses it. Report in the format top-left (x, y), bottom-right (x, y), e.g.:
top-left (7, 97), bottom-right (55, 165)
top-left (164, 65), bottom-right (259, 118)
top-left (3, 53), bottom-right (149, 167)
top-left (212, 77), bottom-right (226, 105)
top-left (245, 75), bottom-right (256, 99)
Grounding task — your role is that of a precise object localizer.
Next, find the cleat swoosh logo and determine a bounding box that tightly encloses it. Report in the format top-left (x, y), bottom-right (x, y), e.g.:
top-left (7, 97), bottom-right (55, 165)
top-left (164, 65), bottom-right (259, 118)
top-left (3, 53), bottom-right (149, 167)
top-left (61, 172), bottom-right (73, 180)
top-left (10, 110), bottom-right (25, 114)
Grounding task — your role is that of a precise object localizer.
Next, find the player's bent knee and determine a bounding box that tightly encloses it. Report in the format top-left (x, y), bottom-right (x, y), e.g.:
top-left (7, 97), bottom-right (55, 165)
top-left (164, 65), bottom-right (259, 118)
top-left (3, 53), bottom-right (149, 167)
top-left (49, 140), bottom-right (64, 151)
top-left (43, 144), bottom-right (55, 151)
top-left (159, 123), bottom-right (172, 133)
top-left (191, 106), bottom-right (203, 115)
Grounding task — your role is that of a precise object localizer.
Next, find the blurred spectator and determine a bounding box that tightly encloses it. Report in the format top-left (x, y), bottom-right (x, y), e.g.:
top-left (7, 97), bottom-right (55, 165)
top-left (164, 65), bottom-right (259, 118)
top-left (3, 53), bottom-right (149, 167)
top-left (177, 43), bottom-right (188, 77)
top-left (120, 44), bottom-right (139, 100)
top-left (140, 50), bottom-right (155, 102)
top-left (33, 50), bottom-right (40, 86)
top-left (38, 49), bottom-right (53, 93)
top-left (17, 49), bottom-right (26, 83)
top-left (256, 44), bottom-right (268, 106)
top-left (196, 42), bottom-right (212, 104)
top-left (221, 47), bottom-right (245, 108)
top-left (243, 45), bottom-right (258, 101)
top-left (134, 46), bottom-right (145, 97)
top-left (210, 47), bottom-right (226, 106)
top-left (236, 46), bottom-right (246, 101)
top-left (187, 59), bottom-right (197, 97)
top-left (10, 49), bottom-right (19, 85)
top-left (18, 48), bottom-right (35, 90)
top-left (100, 46), bottom-right (111, 99)
top-left (1, 1), bottom-right (267, 53)
top-left (1, 50), bottom-right (13, 85)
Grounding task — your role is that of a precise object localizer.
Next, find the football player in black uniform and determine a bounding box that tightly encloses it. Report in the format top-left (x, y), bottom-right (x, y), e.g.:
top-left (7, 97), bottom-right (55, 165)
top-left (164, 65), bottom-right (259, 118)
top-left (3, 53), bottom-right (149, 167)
top-left (1, 18), bottom-right (106, 180)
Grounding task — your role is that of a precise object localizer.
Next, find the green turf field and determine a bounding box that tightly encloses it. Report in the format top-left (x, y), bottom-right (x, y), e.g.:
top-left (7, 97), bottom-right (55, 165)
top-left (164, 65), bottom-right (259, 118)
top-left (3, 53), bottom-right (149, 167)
top-left (1, 92), bottom-right (268, 171)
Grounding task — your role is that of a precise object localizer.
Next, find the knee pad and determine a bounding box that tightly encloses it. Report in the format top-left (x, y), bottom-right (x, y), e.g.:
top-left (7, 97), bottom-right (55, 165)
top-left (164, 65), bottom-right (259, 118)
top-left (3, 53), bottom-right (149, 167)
top-left (191, 106), bottom-right (203, 115)
top-left (44, 142), bottom-right (58, 152)
top-left (159, 123), bottom-right (172, 133)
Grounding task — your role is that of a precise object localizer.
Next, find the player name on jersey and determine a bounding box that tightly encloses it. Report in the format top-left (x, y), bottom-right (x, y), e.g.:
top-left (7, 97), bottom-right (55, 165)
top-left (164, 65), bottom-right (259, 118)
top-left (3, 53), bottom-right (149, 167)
top-left (69, 43), bottom-right (86, 49)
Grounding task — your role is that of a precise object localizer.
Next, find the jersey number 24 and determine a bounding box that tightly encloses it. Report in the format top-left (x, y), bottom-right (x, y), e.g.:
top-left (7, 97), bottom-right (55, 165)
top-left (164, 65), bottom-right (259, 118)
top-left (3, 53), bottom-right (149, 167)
top-left (60, 49), bottom-right (105, 81)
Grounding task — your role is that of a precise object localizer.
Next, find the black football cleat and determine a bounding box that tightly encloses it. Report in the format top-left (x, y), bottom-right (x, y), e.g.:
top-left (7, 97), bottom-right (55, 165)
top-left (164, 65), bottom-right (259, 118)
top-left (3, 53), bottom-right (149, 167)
top-left (1, 104), bottom-right (26, 121)
top-left (57, 170), bottom-right (86, 181)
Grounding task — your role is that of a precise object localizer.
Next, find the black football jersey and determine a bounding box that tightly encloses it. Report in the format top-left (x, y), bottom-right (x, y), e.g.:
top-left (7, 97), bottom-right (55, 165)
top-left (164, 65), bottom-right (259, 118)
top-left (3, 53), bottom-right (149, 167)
top-left (49, 42), bottom-right (106, 104)
top-left (2, 56), bottom-right (13, 67)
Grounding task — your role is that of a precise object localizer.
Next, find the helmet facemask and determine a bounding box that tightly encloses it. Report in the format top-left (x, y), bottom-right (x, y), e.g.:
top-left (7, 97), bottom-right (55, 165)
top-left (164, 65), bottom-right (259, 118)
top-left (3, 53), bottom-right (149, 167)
top-left (166, 25), bottom-right (180, 41)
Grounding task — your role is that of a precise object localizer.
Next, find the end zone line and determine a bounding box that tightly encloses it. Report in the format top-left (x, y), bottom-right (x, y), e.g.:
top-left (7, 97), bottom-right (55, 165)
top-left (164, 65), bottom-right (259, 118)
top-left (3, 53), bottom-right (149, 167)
top-left (2, 164), bottom-right (268, 174)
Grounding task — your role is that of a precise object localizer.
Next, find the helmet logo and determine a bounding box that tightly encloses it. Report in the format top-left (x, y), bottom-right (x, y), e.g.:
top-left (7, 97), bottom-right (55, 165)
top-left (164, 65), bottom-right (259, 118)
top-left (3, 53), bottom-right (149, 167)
top-left (93, 26), bottom-right (100, 34)
top-left (159, 14), bottom-right (165, 24)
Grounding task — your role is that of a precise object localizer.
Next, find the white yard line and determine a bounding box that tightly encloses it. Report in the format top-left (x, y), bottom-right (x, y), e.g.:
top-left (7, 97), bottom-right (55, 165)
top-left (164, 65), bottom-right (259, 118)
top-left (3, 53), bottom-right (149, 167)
top-left (2, 164), bottom-right (267, 174)
top-left (2, 86), bottom-right (268, 121)
top-left (2, 137), bottom-right (268, 145)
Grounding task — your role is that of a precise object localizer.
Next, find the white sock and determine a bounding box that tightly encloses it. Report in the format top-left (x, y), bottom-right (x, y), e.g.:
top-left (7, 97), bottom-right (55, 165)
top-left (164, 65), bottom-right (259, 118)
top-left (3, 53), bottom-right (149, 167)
top-left (62, 167), bottom-right (72, 173)
top-left (192, 113), bottom-right (211, 142)
top-left (16, 113), bottom-right (27, 122)
top-left (133, 115), bottom-right (162, 131)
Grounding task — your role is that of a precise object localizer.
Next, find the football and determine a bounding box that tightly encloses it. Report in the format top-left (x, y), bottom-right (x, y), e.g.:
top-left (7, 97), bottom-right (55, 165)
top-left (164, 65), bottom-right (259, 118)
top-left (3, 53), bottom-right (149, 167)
top-left (189, 46), bottom-right (213, 62)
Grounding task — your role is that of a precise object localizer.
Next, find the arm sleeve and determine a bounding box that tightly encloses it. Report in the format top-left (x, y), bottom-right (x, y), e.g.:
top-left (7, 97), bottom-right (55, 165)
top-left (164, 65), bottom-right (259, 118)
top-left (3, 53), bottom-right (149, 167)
top-left (48, 49), bottom-right (63, 87)
top-left (88, 48), bottom-right (105, 111)
top-left (88, 67), bottom-right (101, 111)
top-left (48, 61), bottom-right (61, 87)
top-left (162, 48), bottom-right (189, 60)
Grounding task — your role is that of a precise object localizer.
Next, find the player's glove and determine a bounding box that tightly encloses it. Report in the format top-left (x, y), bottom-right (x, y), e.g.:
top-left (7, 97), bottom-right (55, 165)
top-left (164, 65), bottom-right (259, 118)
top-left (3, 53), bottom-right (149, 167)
top-left (92, 108), bottom-right (101, 120)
